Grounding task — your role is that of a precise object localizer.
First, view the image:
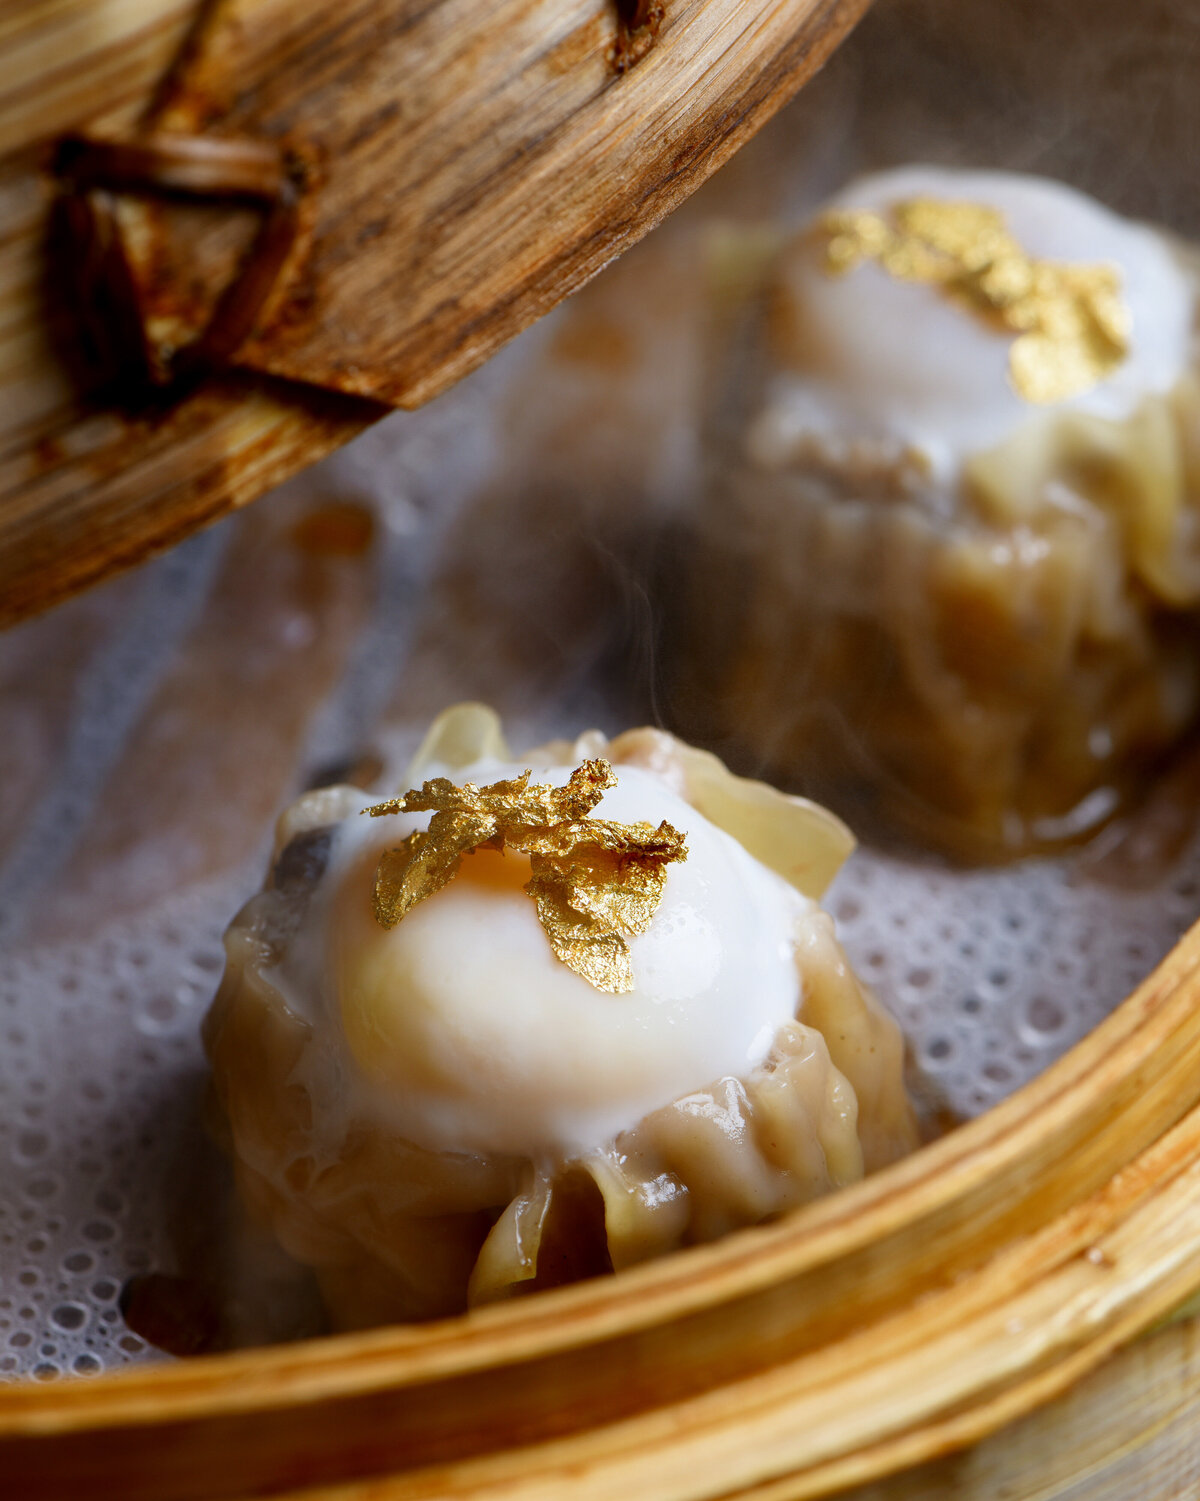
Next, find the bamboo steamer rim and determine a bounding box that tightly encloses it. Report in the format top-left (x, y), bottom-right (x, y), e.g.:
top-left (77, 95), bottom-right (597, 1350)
top-left (4, 911), bottom-right (1199, 1440)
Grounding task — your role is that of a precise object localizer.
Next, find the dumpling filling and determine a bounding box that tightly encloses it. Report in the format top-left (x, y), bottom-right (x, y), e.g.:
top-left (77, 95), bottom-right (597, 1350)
top-left (674, 166), bottom-right (1200, 859)
top-left (204, 706), bottom-right (916, 1327)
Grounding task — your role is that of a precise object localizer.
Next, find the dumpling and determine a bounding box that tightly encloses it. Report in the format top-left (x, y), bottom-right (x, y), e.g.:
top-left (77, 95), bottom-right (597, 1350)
top-left (203, 704), bottom-right (916, 1329)
top-left (673, 166), bottom-right (1200, 860)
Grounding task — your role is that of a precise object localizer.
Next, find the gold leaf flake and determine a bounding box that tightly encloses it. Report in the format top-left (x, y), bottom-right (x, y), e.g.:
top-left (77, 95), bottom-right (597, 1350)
top-left (816, 198), bottom-right (1132, 404)
top-left (362, 761), bottom-right (688, 994)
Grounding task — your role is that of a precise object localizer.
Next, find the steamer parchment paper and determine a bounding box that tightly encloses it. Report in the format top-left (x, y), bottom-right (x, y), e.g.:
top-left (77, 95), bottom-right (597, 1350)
top-left (4, 0), bottom-right (1200, 1378)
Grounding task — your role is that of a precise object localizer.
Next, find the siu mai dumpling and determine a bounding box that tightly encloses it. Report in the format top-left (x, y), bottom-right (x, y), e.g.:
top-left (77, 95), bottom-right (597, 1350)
top-left (675, 166), bottom-right (1200, 860)
top-left (203, 705), bottom-right (916, 1329)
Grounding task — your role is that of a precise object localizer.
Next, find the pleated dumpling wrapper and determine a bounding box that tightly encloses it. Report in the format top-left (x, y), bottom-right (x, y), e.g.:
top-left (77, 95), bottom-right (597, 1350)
top-left (204, 704), bottom-right (917, 1328)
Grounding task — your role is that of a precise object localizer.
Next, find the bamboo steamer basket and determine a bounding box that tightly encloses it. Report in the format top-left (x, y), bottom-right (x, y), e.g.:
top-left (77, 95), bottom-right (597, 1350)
top-left (7, 1), bottom-right (1200, 1498)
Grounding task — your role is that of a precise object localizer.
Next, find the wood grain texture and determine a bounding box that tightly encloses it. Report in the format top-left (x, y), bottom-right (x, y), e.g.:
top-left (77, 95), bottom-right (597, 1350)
top-left (0, 0), bottom-right (378, 627)
top-left (6, 916), bottom-right (1200, 1499)
top-left (0, 0), bottom-right (866, 628)
top-left (138, 0), bottom-right (870, 407)
top-left (0, 0), bottom-right (193, 155)
top-left (841, 1312), bottom-right (1200, 1500)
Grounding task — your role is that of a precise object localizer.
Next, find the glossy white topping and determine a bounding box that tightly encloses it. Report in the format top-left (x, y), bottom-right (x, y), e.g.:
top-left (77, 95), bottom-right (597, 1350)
top-left (283, 762), bottom-right (808, 1158)
top-left (751, 166), bottom-right (1194, 483)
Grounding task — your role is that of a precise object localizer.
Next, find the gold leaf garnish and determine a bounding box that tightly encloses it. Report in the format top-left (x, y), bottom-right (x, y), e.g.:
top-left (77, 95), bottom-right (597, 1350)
top-left (816, 198), bottom-right (1132, 404)
top-left (363, 761), bottom-right (688, 994)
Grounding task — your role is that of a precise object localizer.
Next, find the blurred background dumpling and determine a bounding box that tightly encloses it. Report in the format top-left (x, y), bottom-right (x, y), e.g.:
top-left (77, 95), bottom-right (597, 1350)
top-left (204, 708), bottom-right (917, 1328)
top-left (673, 166), bottom-right (1200, 860)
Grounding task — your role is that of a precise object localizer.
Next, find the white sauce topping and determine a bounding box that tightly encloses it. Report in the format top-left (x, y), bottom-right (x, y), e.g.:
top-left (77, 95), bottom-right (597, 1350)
top-left (277, 762), bottom-right (808, 1158)
top-left (751, 166), bottom-right (1194, 484)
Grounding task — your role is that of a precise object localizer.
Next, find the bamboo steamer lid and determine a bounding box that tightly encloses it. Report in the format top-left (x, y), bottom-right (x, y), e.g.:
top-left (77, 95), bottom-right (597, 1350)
top-left (0, 0), bottom-right (864, 628)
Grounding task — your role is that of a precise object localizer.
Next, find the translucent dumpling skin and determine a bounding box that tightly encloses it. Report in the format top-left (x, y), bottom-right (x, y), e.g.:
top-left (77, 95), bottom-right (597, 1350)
top-left (674, 167), bottom-right (1200, 861)
top-left (203, 711), bottom-right (916, 1328)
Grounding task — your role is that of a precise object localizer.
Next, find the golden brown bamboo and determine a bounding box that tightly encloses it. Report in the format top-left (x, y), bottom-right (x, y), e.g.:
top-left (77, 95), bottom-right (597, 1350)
top-left (840, 1304), bottom-right (1200, 1499)
top-left (0, 0), bottom-right (866, 628)
top-left (0, 0), bottom-right (380, 626)
top-left (6, 916), bottom-right (1200, 1499)
top-left (135, 0), bottom-right (871, 408)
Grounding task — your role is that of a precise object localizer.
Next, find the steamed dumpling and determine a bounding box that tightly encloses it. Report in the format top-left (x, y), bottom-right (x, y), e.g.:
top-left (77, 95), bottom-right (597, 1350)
top-left (675, 166), bottom-right (1200, 860)
top-left (204, 706), bottom-right (916, 1327)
